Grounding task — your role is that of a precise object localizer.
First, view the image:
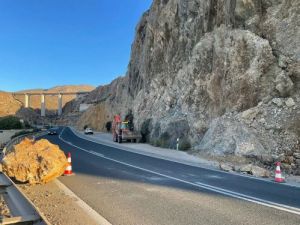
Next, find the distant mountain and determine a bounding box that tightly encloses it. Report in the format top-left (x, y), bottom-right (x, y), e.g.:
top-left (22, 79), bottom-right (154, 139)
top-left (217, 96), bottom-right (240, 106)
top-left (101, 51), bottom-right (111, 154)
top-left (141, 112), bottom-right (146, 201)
top-left (18, 85), bottom-right (94, 93)
top-left (0, 92), bottom-right (22, 117)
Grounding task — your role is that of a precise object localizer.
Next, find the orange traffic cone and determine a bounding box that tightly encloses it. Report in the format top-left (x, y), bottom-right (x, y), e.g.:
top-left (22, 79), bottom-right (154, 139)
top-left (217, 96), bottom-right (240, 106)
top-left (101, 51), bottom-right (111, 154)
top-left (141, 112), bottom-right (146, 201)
top-left (274, 162), bottom-right (284, 183)
top-left (64, 152), bottom-right (73, 176)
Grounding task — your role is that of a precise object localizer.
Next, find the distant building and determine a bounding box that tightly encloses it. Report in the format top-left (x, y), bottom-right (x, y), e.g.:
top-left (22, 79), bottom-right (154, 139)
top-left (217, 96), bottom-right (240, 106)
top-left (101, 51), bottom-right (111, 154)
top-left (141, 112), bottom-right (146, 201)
top-left (79, 104), bottom-right (92, 112)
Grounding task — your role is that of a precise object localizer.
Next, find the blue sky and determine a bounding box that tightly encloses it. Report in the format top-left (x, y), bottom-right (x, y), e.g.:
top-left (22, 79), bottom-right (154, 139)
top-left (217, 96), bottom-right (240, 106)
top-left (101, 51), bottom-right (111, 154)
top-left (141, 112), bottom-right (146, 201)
top-left (0, 0), bottom-right (152, 91)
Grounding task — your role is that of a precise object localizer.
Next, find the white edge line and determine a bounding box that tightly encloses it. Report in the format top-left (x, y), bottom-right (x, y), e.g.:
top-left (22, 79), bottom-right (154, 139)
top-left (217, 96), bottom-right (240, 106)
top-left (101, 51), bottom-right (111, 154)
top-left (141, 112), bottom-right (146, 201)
top-left (58, 127), bottom-right (300, 216)
top-left (54, 179), bottom-right (112, 225)
top-left (67, 127), bottom-right (300, 188)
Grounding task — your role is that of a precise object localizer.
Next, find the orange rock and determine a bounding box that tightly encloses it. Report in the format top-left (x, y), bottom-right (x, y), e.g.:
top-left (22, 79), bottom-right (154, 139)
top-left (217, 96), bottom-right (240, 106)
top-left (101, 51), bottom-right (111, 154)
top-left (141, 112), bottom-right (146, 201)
top-left (2, 138), bottom-right (67, 184)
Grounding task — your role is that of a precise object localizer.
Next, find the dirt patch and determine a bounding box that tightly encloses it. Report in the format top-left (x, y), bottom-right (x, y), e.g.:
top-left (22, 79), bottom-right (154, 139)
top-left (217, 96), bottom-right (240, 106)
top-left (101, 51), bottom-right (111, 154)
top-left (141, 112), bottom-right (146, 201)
top-left (0, 195), bottom-right (11, 219)
top-left (18, 180), bottom-right (100, 225)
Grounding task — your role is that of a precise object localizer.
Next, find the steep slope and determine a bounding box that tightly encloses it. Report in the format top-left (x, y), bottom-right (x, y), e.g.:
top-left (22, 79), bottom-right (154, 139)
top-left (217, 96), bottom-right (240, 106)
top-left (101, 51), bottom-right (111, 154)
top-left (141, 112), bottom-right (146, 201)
top-left (75, 0), bottom-right (299, 173)
top-left (0, 92), bottom-right (22, 117)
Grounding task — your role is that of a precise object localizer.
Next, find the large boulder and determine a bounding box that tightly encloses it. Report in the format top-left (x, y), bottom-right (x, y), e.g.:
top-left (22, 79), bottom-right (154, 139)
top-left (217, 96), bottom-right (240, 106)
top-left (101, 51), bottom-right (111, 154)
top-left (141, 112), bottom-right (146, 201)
top-left (2, 138), bottom-right (67, 184)
top-left (196, 117), bottom-right (266, 157)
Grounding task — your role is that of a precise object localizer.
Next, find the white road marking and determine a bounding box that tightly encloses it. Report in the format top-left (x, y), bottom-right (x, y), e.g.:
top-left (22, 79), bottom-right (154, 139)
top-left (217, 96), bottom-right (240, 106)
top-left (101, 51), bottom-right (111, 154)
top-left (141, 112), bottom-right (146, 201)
top-left (205, 174), bottom-right (223, 179)
top-left (90, 151), bottom-right (104, 157)
top-left (58, 127), bottom-right (300, 216)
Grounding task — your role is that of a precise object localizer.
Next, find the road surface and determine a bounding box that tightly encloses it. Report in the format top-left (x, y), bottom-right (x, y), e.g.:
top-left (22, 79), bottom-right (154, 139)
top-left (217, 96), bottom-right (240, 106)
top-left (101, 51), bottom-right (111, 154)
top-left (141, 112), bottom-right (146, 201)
top-left (42, 127), bottom-right (300, 225)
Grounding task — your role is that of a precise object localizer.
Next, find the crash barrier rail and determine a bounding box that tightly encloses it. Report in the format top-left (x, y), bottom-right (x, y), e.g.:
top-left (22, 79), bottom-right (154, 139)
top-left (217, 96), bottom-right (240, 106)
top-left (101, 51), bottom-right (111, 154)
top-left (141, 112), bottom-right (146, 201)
top-left (0, 173), bottom-right (49, 225)
top-left (0, 132), bottom-right (49, 225)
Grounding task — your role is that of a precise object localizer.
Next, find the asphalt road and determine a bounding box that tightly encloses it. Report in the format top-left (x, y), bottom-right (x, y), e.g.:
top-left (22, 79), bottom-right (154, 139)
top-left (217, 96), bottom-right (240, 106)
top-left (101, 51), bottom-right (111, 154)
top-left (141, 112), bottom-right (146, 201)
top-left (43, 127), bottom-right (300, 225)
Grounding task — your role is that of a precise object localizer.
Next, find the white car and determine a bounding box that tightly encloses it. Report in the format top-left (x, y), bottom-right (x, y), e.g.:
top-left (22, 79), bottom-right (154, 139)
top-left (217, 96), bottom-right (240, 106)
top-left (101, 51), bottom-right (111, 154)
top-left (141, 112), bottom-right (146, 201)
top-left (47, 128), bottom-right (58, 135)
top-left (84, 128), bottom-right (93, 135)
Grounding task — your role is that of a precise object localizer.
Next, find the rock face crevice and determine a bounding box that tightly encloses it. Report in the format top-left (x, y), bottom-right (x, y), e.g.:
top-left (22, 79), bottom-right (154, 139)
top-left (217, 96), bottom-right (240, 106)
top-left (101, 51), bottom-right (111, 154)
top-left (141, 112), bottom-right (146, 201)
top-left (71, 0), bottom-right (299, 173)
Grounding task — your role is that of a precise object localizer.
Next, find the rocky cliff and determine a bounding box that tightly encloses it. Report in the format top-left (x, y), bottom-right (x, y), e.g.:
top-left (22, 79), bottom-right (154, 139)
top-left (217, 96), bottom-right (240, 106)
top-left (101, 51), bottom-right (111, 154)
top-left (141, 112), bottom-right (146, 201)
top-left (74, 0), bottom-right (300, 173)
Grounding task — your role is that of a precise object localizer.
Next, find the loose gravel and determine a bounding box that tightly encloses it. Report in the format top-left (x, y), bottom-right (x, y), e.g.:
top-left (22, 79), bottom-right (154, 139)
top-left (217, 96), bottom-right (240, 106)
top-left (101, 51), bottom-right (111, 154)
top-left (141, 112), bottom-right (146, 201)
top-left (18, 180), bottom-right (100, 225)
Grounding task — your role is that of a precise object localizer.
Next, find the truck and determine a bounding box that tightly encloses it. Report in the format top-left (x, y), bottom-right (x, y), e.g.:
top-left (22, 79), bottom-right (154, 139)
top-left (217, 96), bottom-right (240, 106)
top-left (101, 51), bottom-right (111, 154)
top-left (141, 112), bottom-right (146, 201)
top-left (112, 114), bottom-right (141, 143)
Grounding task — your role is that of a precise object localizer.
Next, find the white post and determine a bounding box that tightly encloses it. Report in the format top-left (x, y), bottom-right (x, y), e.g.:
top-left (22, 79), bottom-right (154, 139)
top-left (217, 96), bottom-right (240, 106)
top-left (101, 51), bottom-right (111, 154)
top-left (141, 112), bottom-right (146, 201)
top-left (58, 94), bottom-right (62, 116)
top-left (41, 94), bottom-right (46, 117)
top-left (176, 138), bottom-right (179, 151)
top-left (25, 94), bottom-right (29, 108)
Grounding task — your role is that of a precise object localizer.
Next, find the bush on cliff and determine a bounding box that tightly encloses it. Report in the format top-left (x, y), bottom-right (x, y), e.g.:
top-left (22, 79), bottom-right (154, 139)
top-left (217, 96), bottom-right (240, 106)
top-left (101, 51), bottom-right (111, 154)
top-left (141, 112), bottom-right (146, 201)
top-left (0, 116), bottom-right (23, 129)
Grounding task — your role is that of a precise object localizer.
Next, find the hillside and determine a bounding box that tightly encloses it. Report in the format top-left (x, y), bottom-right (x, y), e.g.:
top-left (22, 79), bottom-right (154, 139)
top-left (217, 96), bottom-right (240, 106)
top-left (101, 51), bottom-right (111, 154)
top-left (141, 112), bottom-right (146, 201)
top-left (0, 92), bottom-right (22, 117)
top-left (67, 0), bottom-right (300, 174)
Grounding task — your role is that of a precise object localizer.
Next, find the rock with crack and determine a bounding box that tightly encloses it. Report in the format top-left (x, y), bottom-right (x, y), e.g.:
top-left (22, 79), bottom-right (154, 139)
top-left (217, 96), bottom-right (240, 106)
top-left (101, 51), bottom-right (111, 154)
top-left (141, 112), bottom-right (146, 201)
top-left (2, 138), bottom-right (67, 184)
top-left (196, 117), bottom-right (266, 157)
top-left (251, 165), bottom-right (270, 178)
top-left (238, 164), bottom-right (270, 177)
top-left (219, 163), bottom-right (234, 172)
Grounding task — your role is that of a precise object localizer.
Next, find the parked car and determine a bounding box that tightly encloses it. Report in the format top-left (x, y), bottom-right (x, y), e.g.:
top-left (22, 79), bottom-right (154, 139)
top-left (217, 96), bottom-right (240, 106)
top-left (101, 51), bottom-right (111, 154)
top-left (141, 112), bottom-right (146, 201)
top-left (47, 128), bottom-right (57, 135)
top-left (84, 128), bottom-right (93, 135)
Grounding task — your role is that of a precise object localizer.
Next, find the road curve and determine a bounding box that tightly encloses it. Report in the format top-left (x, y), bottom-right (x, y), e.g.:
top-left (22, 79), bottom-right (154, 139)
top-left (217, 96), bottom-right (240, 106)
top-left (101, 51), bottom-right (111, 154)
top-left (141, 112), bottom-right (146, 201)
top-left (42, 127), bottom-right (300, 225)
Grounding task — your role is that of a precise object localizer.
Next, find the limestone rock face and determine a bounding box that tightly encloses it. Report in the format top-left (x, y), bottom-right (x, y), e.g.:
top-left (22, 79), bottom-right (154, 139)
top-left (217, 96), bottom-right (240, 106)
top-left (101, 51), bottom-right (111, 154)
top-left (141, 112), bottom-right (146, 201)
top-left (2, 138), bottom-right (67, 184)
top-left (67, 0), bottom-right (299, 173)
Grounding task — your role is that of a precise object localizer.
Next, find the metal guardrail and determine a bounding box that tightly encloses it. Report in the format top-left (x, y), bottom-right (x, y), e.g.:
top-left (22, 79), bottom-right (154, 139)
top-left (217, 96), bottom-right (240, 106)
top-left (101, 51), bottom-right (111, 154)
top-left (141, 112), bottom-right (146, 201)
top-left (0, 173), bottom-right (49, 225)
top-left (0, 132), bottom-right (50, 225)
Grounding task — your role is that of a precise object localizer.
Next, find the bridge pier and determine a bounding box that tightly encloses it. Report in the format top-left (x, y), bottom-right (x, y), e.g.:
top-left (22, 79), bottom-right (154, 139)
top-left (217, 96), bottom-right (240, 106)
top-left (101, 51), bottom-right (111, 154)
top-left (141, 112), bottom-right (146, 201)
top-left (41, 94), bottom-right (45, 117)
top-left (12, 91), bottom-right (90, 118)
top-left (58, 94), bottom-right (62, 116)
top-left (25, 94), bottom-right (30, 108)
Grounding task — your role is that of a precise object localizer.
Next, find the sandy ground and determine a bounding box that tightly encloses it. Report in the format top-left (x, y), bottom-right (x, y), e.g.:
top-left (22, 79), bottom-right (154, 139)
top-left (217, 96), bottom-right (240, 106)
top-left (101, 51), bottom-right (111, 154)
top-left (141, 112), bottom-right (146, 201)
top-left (18, 181), bottom-right (100, 225)
top-left (0, 195), bottom-right (10, 218)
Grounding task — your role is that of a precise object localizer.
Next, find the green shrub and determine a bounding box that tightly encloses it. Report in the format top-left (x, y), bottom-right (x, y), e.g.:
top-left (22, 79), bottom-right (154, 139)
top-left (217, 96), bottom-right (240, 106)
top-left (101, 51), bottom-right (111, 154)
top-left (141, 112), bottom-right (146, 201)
top-left (179, 137), bottom-right (191, 151)
top-left (125, 110), bottom-right (134, 131)
top-left (24, 120), bottom-right (31, 129)
top-left (141, 119), bottom-right (152, 143)
top-left (105, 121), bottom-right (112, 132)
top-left (0, 116), bottom-right (23, 130)
top-left (159, 132), bottom-right (170, 148)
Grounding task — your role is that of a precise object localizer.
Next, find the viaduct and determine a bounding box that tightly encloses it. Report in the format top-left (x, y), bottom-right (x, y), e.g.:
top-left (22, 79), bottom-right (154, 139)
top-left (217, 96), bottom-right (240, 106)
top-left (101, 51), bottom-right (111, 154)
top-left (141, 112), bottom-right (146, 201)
top-left (12, 92), bottom-right (89, 117)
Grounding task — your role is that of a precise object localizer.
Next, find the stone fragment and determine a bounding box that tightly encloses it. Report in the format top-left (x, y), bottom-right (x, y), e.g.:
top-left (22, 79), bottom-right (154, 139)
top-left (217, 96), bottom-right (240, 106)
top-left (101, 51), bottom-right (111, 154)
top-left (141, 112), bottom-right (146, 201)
top-left (219, 163), bottom-right (234, 172)
top-left (282, 156), bottom-right (294, 164)
top-left (272, 98), bottom-right (283, 107)
top-left (293, 169), bottom-right (300, 176)
top-left (293, 153), bottom-right (300, 159)
top-left (239, 164), bottom-right (252, 173)
top-left (295, 159), bottom-right (300, 165)
top-left (260, 154), bottom-right (274, 164)
top-left (275, 72), bottom-right (294, 97)
top-left (241, 108), bottom-right (258, 121)
top-left (251, 165), bottom-right (270, 178)
top-left (2, 138), bottom-right (67, 184)
top-left (276, 154), bottom-right (285, 162)
top-left (285, 98), bottom-right (295, 107)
